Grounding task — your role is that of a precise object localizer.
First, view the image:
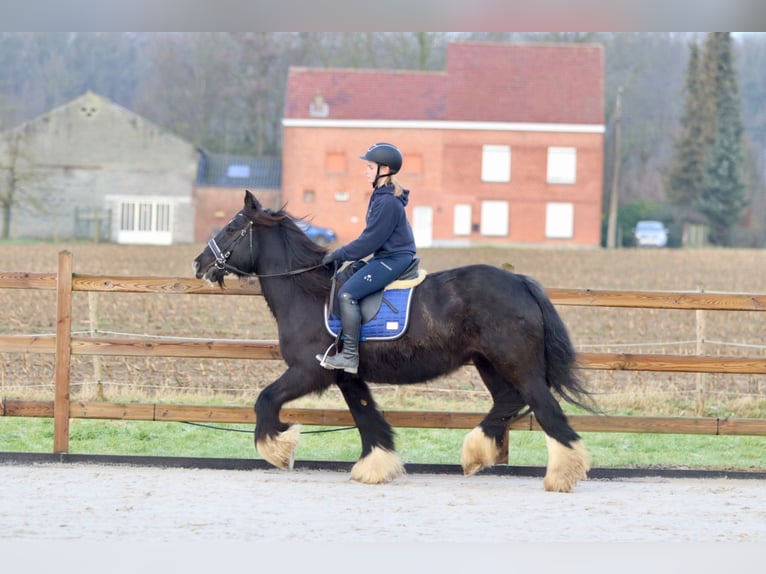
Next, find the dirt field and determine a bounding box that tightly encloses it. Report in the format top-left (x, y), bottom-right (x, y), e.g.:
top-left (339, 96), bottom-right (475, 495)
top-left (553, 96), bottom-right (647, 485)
top-left (1, 462), bottom-right (764, 543)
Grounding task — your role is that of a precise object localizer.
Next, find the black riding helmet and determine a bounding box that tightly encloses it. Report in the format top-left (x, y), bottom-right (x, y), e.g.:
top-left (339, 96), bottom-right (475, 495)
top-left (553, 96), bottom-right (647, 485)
top-left (360, 142), bottom-right (402, 188)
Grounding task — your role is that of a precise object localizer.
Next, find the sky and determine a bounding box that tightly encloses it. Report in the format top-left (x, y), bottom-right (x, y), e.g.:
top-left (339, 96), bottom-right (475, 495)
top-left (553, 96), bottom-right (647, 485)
top-left (3, 0), bottom-right (765, 33)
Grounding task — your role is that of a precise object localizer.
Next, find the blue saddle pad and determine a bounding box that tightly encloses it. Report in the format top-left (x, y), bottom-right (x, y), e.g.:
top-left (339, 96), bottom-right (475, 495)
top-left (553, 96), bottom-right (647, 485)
top-left (324, 287), bottom-right (414, 341)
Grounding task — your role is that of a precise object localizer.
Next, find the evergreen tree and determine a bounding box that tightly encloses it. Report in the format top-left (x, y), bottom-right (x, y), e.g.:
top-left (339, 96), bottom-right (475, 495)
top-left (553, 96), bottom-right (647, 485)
top-left (667, 43), bottom-right (707, 211)
top-left (696, 33), bottom-right (748, 246)
top-left (699, 33), bottom-right (726, 150)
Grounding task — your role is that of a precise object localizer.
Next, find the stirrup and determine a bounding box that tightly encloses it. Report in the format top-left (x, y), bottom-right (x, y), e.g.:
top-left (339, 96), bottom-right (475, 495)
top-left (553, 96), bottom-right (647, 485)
top-left (316, 343), bottom-right (358, 374)
top-left (316, 342), bottom-right (338, 369)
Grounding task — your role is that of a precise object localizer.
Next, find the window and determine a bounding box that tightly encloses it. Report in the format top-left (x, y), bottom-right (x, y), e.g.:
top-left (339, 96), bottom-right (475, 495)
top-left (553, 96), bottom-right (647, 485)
top-left (118, 199), bottom-right (173, 244)
top-left (309, 92), bottom-right (329, 117)
top-left (226, 164), bottom-right (251, 178)
top-left (325, 153), bottom-right (346, 172)
top-left (481, 145), bottom-right (511, 183)
top-left (480, 200), bottom-right (509, 236)
top-left (547, 147), bottom-right (577, 184)
top-left (156, 203), bottom-right (171, 232)
top-left (546, 202), bottom-right (574, 238)
top-left (454, 204), bottom-right (472, 236)
top-left (405, 154), bottom-right (423, 174)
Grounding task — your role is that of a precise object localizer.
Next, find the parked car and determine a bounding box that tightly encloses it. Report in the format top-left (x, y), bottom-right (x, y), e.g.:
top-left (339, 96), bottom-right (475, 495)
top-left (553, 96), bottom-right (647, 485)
top-left (633, 220), bottom-right (668, 248)
top-left (293, 219), bottom-right (337, 246)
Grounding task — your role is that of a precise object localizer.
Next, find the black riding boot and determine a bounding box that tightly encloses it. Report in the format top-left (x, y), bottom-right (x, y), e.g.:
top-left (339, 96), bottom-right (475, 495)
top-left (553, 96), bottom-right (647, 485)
top-left (318, 292), bottom-right (361, 374)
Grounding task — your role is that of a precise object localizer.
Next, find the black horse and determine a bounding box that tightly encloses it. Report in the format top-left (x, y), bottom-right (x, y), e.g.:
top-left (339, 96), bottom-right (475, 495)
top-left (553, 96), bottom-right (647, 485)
top-left (193, 190), bottom-right (593, 492)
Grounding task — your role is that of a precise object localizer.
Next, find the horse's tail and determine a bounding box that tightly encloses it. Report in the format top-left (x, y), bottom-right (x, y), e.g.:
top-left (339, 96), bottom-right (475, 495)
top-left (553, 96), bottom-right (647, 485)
top-left (521, 275), bottom-right (595, 413)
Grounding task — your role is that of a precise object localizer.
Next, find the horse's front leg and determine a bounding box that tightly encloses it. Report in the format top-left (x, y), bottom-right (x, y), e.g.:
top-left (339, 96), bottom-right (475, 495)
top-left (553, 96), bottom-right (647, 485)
top-left (254, 365), bottom-right (326, 469)
top-left (337, 375), bottom-right (405, 484)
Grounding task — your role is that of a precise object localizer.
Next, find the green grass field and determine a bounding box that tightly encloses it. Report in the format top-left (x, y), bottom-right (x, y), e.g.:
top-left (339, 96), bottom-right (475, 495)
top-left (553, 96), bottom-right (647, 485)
top-left (2, 417), bottom-right (763, 470)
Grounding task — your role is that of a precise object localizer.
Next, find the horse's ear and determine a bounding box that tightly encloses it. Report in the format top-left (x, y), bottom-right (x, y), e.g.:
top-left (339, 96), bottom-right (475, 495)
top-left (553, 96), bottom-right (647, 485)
top-left (244, 190), bottom-right (261, 211)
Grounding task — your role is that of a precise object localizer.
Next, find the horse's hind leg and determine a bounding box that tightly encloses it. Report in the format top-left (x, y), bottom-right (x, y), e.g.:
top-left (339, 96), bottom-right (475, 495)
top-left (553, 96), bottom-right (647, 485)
top-left (338, 376), bottom-right (404, 484)
top-left (525, 382), bottom-right (590, 493)
top-left (462, 357), bottom-right (529, 476)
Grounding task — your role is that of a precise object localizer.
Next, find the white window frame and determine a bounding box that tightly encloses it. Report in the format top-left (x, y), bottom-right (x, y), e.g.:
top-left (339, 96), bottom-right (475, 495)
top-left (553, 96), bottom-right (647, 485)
top-left (117, 198), bottom-right (173, 245)
top-left (453, 204), bottom-right (472, 236)
top-left (480, 200), bottom-right (509, 237)
top-left (481, 145), bottom-right (511, 183)
top-left (545, 202), bottom-right (574, 239)
top-left (547, 147), bottom-right (577, 184)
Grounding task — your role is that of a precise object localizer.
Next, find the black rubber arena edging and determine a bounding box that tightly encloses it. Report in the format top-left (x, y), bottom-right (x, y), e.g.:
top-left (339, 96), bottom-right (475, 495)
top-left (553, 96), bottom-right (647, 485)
top-left (1, 451), bottom-right (764, 480)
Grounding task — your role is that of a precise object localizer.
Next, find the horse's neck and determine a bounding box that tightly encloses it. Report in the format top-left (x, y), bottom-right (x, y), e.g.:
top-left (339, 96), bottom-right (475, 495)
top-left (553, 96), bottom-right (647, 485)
top-left (254, 235), bottom-right (326, 327)
top-left (259, 277), bottom-right (318, 327)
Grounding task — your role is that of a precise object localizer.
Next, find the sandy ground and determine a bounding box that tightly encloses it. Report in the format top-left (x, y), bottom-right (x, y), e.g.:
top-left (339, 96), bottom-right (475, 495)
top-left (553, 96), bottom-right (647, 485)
top-left (1, 462), bottom-right (764, 544)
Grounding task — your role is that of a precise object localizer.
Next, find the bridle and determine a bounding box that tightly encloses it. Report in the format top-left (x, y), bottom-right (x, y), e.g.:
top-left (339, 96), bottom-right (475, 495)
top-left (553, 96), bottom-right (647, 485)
top-left (207, 213), bottom-right (324, 278)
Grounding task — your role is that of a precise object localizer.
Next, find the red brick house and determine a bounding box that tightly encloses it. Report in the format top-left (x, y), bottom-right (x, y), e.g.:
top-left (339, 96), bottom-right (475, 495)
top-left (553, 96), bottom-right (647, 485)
top-left (281, 41), bottom-right (605, 248)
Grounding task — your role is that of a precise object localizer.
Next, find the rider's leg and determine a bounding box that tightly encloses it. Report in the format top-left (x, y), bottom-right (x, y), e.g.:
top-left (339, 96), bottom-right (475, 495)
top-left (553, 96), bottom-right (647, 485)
top-left (318, 254), bottom-right (413, 374)
top-left (320, 291), bottom-right (362, 374)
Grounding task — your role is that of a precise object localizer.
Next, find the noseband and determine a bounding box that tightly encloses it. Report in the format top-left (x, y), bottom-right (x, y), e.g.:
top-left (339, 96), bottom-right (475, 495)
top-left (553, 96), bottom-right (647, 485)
top-left (207, 213), bottom-right (324, 278)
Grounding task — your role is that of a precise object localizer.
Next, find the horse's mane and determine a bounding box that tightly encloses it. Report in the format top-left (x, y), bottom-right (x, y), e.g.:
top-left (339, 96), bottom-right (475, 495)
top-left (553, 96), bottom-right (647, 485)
top-left (252, 204), bottom-right (332, 299)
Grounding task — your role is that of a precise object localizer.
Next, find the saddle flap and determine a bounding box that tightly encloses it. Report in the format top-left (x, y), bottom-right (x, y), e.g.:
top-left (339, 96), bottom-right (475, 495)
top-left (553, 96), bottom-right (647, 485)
top-left (360, 291), bottom-right (385, 323)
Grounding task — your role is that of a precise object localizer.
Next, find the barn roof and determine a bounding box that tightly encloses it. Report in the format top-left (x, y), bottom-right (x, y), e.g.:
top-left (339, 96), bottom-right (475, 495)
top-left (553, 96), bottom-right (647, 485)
top-left (284, 41), bottom-right (604, 125)
top-left (2, 91), bottom-right (198, 151)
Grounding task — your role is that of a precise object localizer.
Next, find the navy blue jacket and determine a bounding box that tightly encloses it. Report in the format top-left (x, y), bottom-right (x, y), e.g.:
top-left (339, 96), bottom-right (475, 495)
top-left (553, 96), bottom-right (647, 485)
top-left (332, 184), bottom-right (416, 262)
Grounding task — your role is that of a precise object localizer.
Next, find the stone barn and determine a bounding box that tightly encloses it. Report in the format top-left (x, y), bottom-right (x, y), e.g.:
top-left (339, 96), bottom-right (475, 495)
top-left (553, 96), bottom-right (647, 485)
top-left (0, 91), bottom-right (199, 244)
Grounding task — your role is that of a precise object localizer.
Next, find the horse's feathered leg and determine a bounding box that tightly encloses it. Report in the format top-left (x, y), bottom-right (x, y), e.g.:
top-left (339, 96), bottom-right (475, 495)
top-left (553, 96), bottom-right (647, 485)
top-left (254, 365), bottom-right (328, 469)
top-left (337, 375), bottom-right (404, 484)
top-left (523, 381), bottom-right (590, 492)
top-left (462, 356), bottom-right (528, 476)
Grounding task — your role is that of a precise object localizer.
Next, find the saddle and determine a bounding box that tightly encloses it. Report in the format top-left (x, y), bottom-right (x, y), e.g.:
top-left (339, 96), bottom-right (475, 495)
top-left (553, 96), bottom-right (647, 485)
top-left (324, 257), bottom-right (427, 341)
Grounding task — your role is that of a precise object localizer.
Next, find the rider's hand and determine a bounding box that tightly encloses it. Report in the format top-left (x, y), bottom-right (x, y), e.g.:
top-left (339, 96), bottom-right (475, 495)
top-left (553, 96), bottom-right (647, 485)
top-left (321, 253), bottom-right (336, 267)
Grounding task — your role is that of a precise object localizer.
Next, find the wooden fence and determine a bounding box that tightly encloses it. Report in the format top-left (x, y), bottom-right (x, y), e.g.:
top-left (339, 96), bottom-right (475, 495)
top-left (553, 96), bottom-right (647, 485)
top-left (1, 250), bottom-right (765, 459)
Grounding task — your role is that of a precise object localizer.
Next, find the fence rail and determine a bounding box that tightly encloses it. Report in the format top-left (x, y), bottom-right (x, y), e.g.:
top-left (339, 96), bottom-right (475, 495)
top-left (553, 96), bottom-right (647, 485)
top-left (1, 251), bottom-right (765, 459)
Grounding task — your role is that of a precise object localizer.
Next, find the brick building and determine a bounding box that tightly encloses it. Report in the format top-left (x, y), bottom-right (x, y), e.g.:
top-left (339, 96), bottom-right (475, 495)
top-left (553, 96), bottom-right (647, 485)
top-left (281, 41), bottom-right (605, 247)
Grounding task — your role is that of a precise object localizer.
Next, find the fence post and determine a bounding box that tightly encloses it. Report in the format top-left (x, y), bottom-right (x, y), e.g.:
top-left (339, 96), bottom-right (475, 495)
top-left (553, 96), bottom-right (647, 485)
top-left (695, 286), bottom-right (706, 416)
top-left (88, 291), bottom-right (104, 400)
top-left (53, 250), bottom-right (73, 453)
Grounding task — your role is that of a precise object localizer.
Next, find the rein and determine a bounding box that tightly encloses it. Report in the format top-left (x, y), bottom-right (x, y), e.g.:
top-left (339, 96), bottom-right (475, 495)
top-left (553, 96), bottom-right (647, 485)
top-left (208, 214), bottom-right (325, 279)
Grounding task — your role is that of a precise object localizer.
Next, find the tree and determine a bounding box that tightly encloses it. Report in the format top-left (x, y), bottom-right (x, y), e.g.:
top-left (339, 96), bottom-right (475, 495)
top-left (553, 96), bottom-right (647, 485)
top-left (0, 130), bottom-right (48, 239)
top-left (696, 33), bottom-right (748, 246)
top-left (133, 33), bottom-right (243, 153)
top-left (667, 43), bottom-right (707, 211)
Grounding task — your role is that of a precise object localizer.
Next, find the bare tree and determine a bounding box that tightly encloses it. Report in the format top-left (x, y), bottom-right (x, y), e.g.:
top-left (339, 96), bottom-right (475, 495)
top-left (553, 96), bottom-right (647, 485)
top-left (0, 130), bottom-right (48, 239)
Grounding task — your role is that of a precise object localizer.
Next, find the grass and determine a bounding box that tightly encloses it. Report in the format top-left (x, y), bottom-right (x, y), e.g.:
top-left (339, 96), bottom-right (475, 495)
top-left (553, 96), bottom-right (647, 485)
top-left (2, 417), bottom-right (763, 470)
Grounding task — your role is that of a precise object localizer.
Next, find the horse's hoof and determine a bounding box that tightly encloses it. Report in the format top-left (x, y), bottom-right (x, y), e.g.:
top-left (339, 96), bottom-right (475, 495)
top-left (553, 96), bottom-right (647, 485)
top-left (350, 447), bottom-right (405, 484)
top-left (461, 426), bottom-right (499, 476)
top-left (256, 425), bottom-right (301, 469)
top-left (543, 436), bottom-right (590, 493)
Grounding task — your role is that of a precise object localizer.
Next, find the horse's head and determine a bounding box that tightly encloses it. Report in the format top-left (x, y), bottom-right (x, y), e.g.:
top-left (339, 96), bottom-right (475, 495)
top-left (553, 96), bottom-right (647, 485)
top-left (193, 190), bottom-right (263, 286)
top-left (194, 190), bottom-right (331, 290)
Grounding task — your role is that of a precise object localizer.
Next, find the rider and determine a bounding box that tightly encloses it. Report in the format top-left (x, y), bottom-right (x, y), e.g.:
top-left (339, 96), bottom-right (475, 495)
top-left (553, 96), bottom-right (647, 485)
top-left (317, 142), bottom-right (417, 374)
